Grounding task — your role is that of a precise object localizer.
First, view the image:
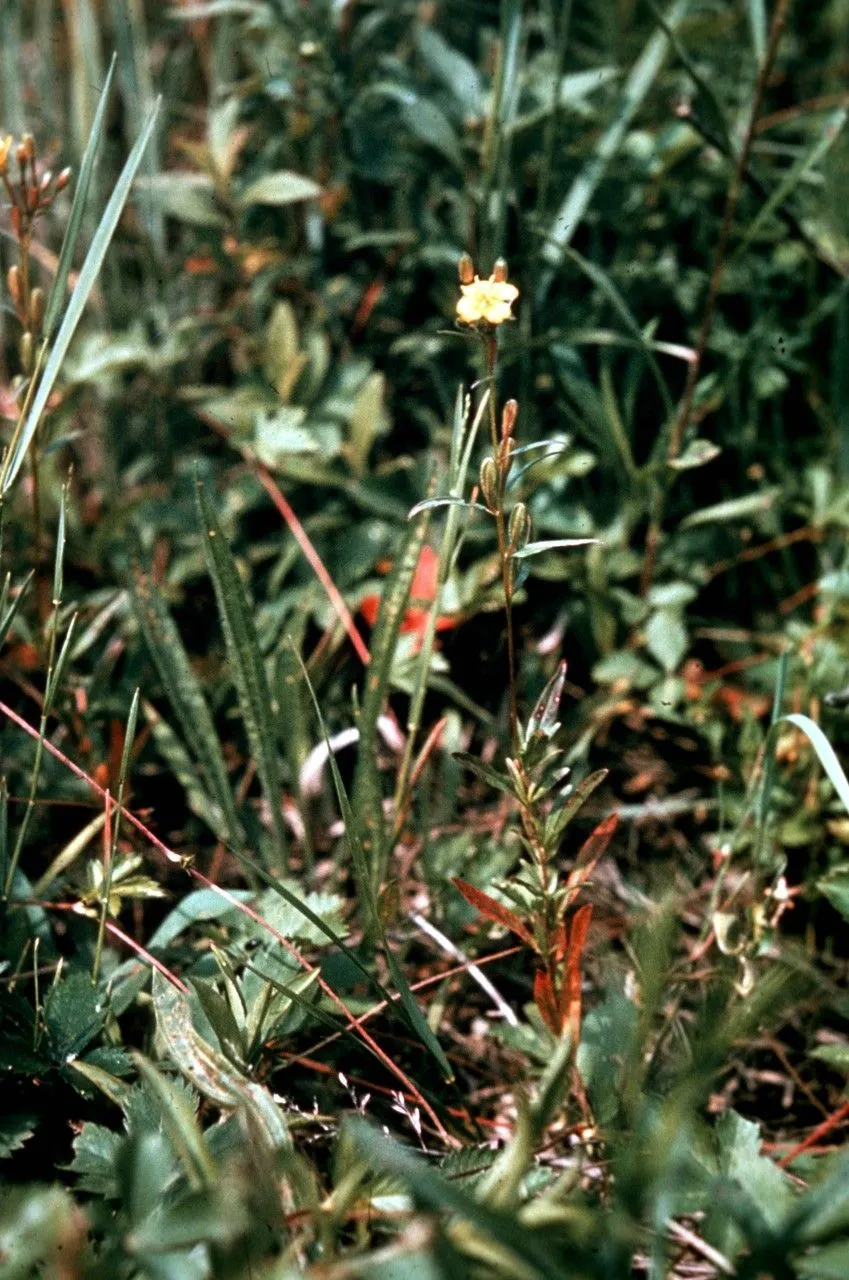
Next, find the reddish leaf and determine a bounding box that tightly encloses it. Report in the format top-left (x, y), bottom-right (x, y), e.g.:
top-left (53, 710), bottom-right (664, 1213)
top-left (453, 878), bottom-right (537, 950)
top-left (560, 904), bottom-right (593, 1040)
top-left (534, 968), bottom-right (562, 1036)
top-left (564, 812), bottom-right (619, 906)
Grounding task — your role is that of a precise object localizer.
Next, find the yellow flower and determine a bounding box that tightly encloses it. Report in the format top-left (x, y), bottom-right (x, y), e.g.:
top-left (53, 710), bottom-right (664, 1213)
top-left (0, 135), bottom-right (13, 175)
top-left (456, 273), bottom-right (519, 326)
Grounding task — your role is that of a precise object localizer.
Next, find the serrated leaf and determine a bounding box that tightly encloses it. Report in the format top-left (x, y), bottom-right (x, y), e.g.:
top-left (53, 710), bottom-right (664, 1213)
top-left (130, 560), bottom-right (243, 847)
top-left (196, 480), bottom-right (287, 870)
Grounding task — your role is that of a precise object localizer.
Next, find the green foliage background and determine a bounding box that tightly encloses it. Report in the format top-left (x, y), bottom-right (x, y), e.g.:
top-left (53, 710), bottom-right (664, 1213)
top-left (4, 1), bottom-right (849, 1276)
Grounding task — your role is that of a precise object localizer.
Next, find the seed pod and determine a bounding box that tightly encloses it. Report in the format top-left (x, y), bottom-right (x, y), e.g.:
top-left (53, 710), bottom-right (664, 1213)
top-left (479, 456), bottom-right (499, 509)
top-left (19, 330), bottom-right (33, 374)
top-left (55, 167), bottom-right (72, 192)
top-left (29, 287), bottom-right (45, 331)
top-left (458, 252), bottom-right (475, 285)
top-left (7, 264), bottom-right (21, 305)
top-left (492, 257), bottom-right (508, 283)
top-left (501, 398), bottom-right (518, 440)
top-left (508, 501), bottom-right (530, 551)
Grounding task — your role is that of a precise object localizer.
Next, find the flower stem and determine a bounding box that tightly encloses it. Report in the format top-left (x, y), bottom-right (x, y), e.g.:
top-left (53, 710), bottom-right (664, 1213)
top-left (486, 333), bottom-right (519, 750)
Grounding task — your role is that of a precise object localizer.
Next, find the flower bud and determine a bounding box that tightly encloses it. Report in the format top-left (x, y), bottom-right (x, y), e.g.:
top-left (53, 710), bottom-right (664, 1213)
top-left (21, 133), bottom-right (35, 162)
top-left (39, 170), bottom-right (52, 192)
top-left (15, 142), bottom-right (27, 169)
top-left (492, 257), bottom-right (508, 283)
top-left (508, 501), bottom-right (530, 550)
top-left (0, 135), bottom-right (12, 174)
top-left (26, 185), bottom-right (38, 212)
top-left (479, 456), bottom-right (499, 509)
top-left (497, 435), bottom-right (514, 478)
top-left (7, 264), bottom-right (21, 305)
top-left (55, 167), bottom-right (72, 192)
top-left (458, 252), bottom-right (475, 285)
top-left (10, 206), bottom-right (20, 236)
top-left (501, 398), bottom-right (518, 439)
top-left (19, 330), bottom-right (33, 374)
top-left (29, 287), bottom-right (45, 331)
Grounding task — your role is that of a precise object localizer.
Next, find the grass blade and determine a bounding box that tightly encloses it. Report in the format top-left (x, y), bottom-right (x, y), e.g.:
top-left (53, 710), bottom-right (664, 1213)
top-left (1, 94), bottom-right (160, 496)
top-left (351, 505), bottom-right (431, 894)
top-left (43, 55), bottom-right (116, 340)
top-left (540, 0), bottom-right (694, 282)
top-left (195, 479), bottom-right (287, 870)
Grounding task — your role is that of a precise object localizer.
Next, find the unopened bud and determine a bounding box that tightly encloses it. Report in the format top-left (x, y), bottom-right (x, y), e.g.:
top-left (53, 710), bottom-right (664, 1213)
top-left (497, 435), bottom-right (515, 477)
top-left (15, 142), bottom-right (27, 169)
top-left (458, 252), bottom-right (475, 285)
top-left (7, 264), bottom-right (21, 305)
top-left (479, 456), bottom-right (499, 509)
top-left (29, 287), bottom-right (45, 331)
top-left (20, 133), bottom-right (35, 162)
top-left (492, 257), bottom-right (508, 283)
top-left (508, 501), bottom-right (530, 550)
top-left (39, 170), bottom-right (52, 192)
top-left (55, 167), bottom-right (72, 192)
top-left (10, 206), bottom-right (20, 236)
top-left (0, 135), bottom-right (12, 173)
top-left (501, 398), bottom-right (518, 440)
top-left (26, 185), bottom-right (38, 212)
top-left (19, 330), bottom-right (33, 374)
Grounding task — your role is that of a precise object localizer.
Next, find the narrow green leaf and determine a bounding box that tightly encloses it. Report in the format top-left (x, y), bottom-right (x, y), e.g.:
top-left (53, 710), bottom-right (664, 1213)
top-left (511, 538), bottom-right (596, 560)
top-left (195, 481), bottom-right (287, 870)
top-left (2, 96), bottom-right (161, 495)
top-left (779, 712), bottom-right (849, 817)
top-left (408, 496), bottom-right (490, 519)
top-left (453, 752), bottom-right (515, 797)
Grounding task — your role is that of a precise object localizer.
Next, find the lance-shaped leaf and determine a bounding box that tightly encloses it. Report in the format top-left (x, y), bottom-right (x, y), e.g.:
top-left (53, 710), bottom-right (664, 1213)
top-left (453, 878), bottom-right (537, 950)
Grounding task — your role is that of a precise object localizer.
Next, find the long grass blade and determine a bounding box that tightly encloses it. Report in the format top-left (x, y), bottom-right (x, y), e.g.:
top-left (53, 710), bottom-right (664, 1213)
top-left (1, 95), bottom-right (160, 496)
top-left (43, 55), bottom-right (116, 341)
top-left (351, 505), bottom-right (431, 894)
top-left (540, 0), bottom-right (694, 283)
